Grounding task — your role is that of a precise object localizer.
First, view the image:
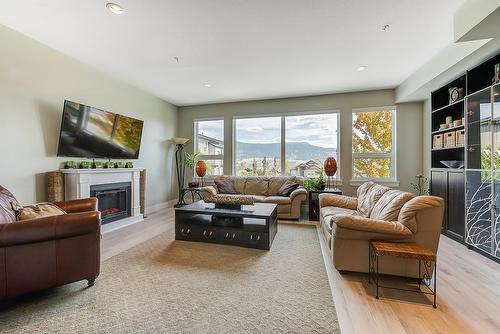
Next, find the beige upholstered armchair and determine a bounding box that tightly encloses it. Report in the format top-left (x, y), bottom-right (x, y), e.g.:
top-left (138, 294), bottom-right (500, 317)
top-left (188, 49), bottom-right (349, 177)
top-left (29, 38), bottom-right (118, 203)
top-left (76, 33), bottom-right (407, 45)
top-left (319, 182), bottom-right (444, 278)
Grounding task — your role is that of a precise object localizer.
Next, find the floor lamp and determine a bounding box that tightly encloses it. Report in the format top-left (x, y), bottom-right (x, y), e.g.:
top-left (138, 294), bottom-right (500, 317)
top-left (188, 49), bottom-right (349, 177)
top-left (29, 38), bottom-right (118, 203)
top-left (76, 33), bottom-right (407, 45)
top-left (172, 138), bottom-right (190, 207)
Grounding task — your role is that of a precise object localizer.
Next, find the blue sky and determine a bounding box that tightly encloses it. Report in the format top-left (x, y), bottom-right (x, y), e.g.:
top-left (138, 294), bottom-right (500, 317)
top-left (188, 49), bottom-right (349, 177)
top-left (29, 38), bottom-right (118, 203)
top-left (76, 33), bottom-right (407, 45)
top-left (198, 114), bottom-right (338, 148)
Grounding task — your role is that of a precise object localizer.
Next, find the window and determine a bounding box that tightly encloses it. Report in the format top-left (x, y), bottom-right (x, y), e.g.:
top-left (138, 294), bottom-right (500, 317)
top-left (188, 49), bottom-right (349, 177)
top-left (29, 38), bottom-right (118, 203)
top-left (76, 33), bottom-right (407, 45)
top-left (233, 112), bottom-right (339, 178)
top-left (194, 119), bottom-right (224, 175)
top-left (285, 114), bottom-right (339, 177)
top-left (234, 117), bottom-right (282, 176)
top-left (352, 107), bottom-right (396, 181)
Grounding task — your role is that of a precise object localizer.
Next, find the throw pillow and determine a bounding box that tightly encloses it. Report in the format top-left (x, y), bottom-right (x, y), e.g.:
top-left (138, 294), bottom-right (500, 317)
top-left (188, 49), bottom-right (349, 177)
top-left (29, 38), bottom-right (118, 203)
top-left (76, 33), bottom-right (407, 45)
top-left (12, 201), bottom-right (66, 221)
top-left (214, 179), bottom-right (237, 194)
top-left (277, 181), bottom-right (299, 197)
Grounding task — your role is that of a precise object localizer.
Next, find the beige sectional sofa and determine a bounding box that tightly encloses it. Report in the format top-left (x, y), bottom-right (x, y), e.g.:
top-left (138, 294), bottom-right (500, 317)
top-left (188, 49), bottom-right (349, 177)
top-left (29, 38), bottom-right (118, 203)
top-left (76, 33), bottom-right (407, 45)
top-left (319, 182), bottom-right (444, 278)
top-left (199, 176), bottom-right (307, 219)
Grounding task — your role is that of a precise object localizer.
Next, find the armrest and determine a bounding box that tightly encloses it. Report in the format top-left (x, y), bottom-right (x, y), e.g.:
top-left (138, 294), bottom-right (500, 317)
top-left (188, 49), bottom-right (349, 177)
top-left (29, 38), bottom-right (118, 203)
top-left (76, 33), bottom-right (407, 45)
top-left (53, 198), bottom-right (98, 213)
top-left (0, 211), bottom-right (101, 247)
top-left (289, 188), bottom-right (307, 200)
top-left (199, 186), bottom-right (218, 198)
top-left (319, 194), bottom-right (357, 210)
top-left (333, 214), bottom-right (412, 236)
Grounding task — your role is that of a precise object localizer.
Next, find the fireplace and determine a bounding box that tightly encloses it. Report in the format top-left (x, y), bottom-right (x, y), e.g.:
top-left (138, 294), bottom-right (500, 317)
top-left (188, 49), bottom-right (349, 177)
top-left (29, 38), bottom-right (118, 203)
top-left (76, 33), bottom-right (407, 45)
top-left (90, 182), bottom-right (131, 225)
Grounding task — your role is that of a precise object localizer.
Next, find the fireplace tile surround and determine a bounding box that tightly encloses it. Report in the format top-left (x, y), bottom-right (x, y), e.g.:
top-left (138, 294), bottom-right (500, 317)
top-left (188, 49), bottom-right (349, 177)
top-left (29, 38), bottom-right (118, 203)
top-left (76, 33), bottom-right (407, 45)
top-left (61, 168), bottom-right (144, 233)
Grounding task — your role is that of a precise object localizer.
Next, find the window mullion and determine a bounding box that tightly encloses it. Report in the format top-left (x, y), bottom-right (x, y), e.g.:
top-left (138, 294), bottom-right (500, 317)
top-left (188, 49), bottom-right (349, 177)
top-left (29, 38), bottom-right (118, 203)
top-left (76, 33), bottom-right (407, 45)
top-left (281, 116), bottom-right (286, 175)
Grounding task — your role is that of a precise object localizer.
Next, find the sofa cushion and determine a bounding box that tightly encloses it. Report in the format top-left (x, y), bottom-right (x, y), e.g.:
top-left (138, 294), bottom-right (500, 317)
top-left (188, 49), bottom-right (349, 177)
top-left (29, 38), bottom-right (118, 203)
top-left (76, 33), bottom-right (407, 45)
top-left (244, 177), bottom-right (269, 195)
top-left (267, 177), bottom-right (294, 196)
top-left (263, 196), bottom-right (292, 205)
top-left (0, 186), bottom-right (17, 224)
top-left (13, 202), bottom-right (66, 221)
top-left (370, 190), bottom-right (415, 222)
top-left (214, 179), bottom-right (237, 194)
top-left (277, 181), bottom-right (299, 197)
top-left (356, 182), bottom-right (390, 217)
top-left (331, 221), bottom-right (413, 241)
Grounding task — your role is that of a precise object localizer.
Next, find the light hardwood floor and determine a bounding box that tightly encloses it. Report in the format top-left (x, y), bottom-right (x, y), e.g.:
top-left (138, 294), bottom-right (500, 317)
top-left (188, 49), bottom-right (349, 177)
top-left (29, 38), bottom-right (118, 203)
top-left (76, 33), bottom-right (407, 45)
top-left (102, 208), bottom-right (500, 334)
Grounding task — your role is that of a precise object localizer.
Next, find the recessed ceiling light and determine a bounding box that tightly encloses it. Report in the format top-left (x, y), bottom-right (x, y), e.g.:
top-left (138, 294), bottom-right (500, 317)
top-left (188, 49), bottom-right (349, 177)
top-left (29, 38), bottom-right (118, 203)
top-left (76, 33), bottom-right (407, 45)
top-left (203, 83), bottom-right (212, 88)
top-left (106, 3), bottom-right (124, 15)
top-left (356, 66), bottom-right (367, 72)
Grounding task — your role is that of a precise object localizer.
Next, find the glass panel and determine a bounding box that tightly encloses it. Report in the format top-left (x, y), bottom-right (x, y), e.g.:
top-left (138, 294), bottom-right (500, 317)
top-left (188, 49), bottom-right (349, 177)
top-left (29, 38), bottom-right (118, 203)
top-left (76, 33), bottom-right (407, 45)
top-left (352, 110), bottom-right (392, 153)
top-left (203, 159), bottom-right (223, 176)
top-left (234, 117), bottom-right (281, 176)
top-left (196, 120), bottom-right (224, 155)
top-left (466, 170), bottom-right (492, 254)
top-left (466, 89), bottom-right (491, 169)
top-left (285, 114), bottom-right (338, 177)
top-left (493, 84), bottom-right (500, 170)
top-left (353, 158), bottom-right (390, 179)
top-left (495, 171), bottom-right (500, 258)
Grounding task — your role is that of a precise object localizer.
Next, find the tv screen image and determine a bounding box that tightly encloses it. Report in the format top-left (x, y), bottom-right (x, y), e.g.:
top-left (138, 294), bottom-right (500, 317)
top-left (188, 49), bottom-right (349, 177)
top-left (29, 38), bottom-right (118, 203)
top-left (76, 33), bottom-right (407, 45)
top-left (57, 100), bottom-right (144, 159)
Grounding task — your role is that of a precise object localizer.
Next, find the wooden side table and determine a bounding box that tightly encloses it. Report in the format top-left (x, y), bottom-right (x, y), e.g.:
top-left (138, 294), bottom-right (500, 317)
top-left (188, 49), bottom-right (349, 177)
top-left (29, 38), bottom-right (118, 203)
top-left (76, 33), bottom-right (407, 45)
top-left (369, 241), bottom-right (438, 308)
top-left (308, 189), bottom-right (342, 221)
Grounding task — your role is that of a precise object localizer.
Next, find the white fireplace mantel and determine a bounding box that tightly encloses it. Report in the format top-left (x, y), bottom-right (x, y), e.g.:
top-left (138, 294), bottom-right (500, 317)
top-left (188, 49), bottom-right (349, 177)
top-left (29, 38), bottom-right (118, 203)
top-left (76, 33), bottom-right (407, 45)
top-left (61, 168), bottom-right (144, 233)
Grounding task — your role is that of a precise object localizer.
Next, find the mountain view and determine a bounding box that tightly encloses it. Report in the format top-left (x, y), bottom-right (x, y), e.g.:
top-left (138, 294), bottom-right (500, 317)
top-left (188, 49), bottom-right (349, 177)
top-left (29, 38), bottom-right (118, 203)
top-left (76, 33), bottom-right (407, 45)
top-left (236, 141), bottom-right (336, 160)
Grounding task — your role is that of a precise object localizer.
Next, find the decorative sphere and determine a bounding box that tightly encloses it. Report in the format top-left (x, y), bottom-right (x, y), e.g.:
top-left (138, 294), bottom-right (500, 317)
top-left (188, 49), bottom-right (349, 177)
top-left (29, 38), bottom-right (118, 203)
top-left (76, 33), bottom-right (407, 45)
top-left (324, 157), bottom-right (337, 176)
top-left (195, 160), bottom-right (207, 177)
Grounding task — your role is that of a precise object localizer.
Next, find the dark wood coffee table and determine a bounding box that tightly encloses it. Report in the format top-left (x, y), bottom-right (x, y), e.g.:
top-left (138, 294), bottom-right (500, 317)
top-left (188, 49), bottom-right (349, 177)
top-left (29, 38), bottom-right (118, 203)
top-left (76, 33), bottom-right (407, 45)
top-left (174, 201), bottom-right (278, 250)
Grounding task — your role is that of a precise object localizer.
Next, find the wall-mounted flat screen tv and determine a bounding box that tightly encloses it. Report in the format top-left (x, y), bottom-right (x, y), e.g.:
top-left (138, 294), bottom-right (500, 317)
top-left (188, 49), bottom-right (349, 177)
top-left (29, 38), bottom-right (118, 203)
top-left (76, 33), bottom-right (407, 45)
top-left (57, 100), bottom-right (144, 159)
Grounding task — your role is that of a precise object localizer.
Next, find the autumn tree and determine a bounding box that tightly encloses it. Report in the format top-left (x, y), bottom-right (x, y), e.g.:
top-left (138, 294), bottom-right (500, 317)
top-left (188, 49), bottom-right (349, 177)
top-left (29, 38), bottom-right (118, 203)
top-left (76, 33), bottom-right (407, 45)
top-left (352, 111), bottom-right (392, 178)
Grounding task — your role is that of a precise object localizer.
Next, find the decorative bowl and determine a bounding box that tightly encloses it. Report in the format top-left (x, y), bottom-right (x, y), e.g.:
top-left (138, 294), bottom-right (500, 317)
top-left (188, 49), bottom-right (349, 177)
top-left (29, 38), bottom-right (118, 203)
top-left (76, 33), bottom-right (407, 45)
top-left (440, 160), bottom-right (464, 169)
top-left (188, 181), bottom-right (199, 188)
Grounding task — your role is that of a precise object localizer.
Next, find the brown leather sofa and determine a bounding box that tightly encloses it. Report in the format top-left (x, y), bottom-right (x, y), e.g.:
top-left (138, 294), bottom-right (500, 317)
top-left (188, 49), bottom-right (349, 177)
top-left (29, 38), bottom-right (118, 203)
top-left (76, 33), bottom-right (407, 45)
top-left (319, 182), bottom-right (444, 278)
top-left (0, 186), bottom-right (101, 300)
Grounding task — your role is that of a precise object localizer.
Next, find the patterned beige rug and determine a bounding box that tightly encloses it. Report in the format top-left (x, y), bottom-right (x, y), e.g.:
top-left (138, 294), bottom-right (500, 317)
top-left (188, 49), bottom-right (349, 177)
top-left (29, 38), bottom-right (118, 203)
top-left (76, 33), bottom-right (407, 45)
top-left (0, 224), bottom-right (339, 333)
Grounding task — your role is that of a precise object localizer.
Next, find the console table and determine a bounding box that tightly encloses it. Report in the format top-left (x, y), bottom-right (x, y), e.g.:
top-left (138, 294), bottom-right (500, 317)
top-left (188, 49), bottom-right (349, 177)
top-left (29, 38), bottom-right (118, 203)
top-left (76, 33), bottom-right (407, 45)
top-left (174, 201), bottom-right (278, 250)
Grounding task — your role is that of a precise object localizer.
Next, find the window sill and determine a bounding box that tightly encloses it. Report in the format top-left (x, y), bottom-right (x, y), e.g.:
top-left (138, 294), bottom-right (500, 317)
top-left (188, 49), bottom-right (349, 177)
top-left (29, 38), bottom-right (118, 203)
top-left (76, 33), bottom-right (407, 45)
top-left (349, 179), bottom-right (400, 187)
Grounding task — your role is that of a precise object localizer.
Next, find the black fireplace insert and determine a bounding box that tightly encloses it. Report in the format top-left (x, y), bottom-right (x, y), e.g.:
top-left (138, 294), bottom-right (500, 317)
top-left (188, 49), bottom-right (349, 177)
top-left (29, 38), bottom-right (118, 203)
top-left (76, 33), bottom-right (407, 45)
top-left (90, 182), bottom-right (131, 225)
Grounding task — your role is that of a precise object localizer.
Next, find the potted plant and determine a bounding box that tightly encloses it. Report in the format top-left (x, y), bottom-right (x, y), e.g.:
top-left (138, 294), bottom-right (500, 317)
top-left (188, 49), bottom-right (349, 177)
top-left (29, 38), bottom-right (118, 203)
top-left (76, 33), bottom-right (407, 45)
top-left (303, 173), bottom-right (325, 191)
top-left (184, 153), bottom-right (199, 168)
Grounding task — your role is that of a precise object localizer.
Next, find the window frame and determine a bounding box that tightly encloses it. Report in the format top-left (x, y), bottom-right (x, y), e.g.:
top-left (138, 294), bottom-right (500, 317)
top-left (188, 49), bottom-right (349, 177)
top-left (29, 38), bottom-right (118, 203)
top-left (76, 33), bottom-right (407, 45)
top-left (193, 118), bottom-right (225, 176)
top-left (350, 106), bottom-right (398, 186)
top-left (232, 110), bottom-right (341, 179)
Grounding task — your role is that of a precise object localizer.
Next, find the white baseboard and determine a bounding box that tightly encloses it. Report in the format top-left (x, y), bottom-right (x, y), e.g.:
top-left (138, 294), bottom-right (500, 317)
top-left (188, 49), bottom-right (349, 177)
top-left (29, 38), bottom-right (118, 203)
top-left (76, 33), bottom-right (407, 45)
top-left (145, 199), bottom-right (177, 215)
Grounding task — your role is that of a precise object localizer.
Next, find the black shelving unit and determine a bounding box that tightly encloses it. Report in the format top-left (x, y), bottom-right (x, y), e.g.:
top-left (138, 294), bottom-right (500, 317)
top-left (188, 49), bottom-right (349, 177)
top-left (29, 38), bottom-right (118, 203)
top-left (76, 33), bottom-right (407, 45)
top-left (430, 51), bottom-right (500, 255)
top-left (430, 75), bottom-right (466, 243)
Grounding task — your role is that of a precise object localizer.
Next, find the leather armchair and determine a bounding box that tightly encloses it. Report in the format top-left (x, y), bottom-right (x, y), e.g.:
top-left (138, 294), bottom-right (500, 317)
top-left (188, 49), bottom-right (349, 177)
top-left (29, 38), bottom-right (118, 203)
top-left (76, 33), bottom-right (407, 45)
top-left (0, 186), bottom-right (101, 300)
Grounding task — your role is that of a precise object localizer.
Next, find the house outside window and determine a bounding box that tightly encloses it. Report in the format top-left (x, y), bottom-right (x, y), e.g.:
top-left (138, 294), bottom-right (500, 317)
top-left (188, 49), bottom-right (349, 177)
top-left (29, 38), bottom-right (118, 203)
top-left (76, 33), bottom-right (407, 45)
top-left (194, 119), bottom-right (224, 176)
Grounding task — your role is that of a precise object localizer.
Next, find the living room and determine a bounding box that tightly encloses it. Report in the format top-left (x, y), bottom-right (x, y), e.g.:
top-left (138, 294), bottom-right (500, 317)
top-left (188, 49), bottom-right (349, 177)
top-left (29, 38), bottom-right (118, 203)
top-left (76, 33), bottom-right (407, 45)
top-left (0, 1), bottom-right (499, 333)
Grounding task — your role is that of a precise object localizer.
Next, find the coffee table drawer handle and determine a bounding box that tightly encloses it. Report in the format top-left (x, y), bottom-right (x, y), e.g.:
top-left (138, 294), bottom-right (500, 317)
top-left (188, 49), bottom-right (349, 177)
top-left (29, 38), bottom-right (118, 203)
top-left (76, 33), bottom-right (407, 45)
top-left (203, 230), bottom-right (213, 238)
top-left (180, 228), bottom-right (190, 236)
top-left (250, 234), bottom-right (261, 241)
top-left (225, 232), bottom-right (236, 240)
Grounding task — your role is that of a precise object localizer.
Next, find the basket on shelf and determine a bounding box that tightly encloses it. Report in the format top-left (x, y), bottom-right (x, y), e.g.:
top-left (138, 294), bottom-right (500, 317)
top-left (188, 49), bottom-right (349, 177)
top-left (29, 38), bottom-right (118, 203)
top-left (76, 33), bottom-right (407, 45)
top-left (455, 129), bottom-right (465, 146)
top-left (444, 132), bottom-right (456, 148)
top-left (433, 134), bottom-right (444, 149)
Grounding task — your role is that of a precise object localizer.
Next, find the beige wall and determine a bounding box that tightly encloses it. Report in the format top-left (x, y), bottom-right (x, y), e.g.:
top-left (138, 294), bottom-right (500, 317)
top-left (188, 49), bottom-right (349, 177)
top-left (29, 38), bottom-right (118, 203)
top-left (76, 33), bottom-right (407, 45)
top-left (178, 90), bottom-right (423, 196)
top-left (0, 25), bottom-right (178, 209)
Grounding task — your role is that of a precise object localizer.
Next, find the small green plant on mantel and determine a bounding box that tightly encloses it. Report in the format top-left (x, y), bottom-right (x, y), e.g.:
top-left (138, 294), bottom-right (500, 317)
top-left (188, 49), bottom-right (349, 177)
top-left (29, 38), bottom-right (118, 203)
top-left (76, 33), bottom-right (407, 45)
top-left (184, 152), bottom-right (200, 168)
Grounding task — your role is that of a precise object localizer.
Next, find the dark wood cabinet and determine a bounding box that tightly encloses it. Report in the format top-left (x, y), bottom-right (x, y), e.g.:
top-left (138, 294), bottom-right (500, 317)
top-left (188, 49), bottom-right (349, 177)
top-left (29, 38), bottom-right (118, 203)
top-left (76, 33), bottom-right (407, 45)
top-left (430, 169), bottom-right (465, 243)
top-left (308, 189), bottom-right (342, 221)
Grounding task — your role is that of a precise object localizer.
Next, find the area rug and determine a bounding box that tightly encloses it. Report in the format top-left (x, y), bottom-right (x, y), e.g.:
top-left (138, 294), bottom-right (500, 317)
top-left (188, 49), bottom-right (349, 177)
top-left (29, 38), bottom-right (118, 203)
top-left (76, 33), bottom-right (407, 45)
top-left (0, 224), bottom-right (340, 333)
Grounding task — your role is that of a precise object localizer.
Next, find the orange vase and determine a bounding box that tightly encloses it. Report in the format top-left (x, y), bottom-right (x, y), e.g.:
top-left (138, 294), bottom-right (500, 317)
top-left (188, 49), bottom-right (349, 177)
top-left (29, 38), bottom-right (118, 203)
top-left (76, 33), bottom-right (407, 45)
top-left (323, 157), bottom-right (337, 176)
top-left (195, 160), bottom-right (207, 177)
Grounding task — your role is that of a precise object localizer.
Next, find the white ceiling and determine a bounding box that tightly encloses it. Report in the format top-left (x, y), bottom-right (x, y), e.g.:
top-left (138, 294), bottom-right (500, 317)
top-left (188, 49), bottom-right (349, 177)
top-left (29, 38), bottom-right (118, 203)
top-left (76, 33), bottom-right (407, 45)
top-left (0, 0), bottom-right (466, 106)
